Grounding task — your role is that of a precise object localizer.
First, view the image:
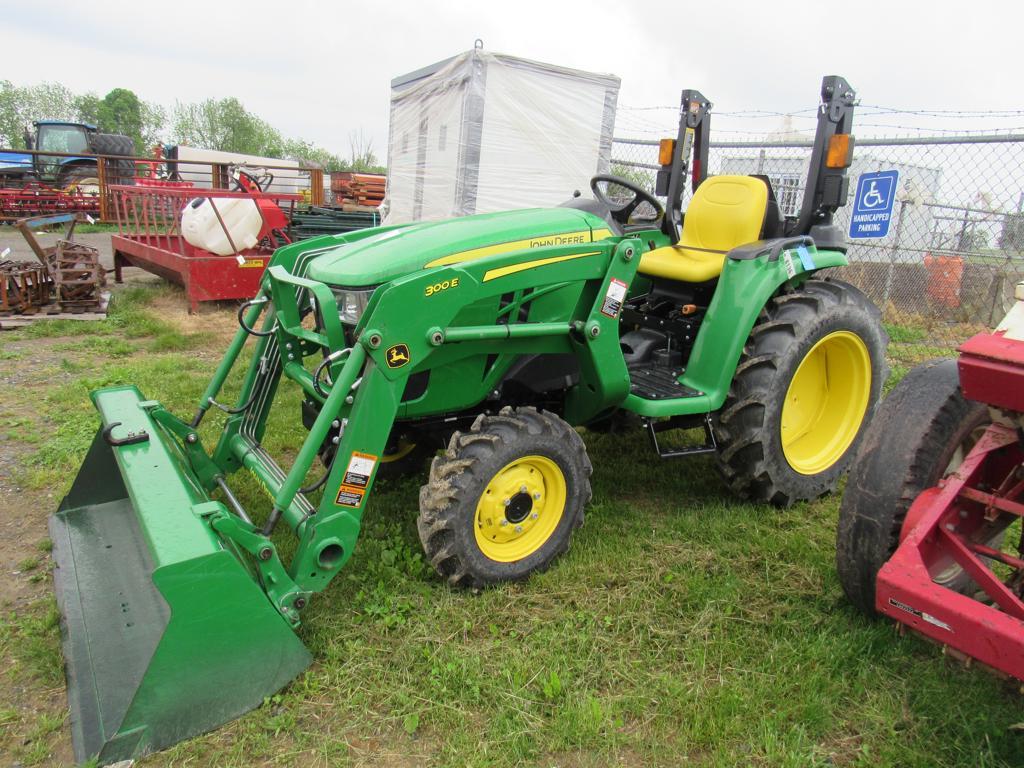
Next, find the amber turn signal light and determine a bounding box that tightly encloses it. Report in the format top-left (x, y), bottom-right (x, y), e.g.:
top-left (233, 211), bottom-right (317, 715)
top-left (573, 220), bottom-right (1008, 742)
top-left (658, 139), bottom-right (676, 166)
top-left (826, 134), bottom-right (854, 168)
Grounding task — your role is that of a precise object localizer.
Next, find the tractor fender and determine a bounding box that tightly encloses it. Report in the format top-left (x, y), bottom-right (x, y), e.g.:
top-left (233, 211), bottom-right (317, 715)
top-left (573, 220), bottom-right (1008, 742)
top-left (623, 245), bottom-right (848, 417)
top-left (685, 245), bottom-right (848, 409)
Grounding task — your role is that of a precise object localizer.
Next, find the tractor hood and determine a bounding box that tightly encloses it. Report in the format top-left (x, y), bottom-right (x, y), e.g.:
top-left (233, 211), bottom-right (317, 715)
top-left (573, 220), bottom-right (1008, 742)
top-left (305, 208), bottom-right (612, 287)
top-left (0, 150), bottom-right (31, 174)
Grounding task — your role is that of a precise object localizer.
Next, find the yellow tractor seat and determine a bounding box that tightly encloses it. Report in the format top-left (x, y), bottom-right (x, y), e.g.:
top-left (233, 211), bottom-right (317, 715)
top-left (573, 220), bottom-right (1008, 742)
top-left (639, 175), bottom-right (769, 283)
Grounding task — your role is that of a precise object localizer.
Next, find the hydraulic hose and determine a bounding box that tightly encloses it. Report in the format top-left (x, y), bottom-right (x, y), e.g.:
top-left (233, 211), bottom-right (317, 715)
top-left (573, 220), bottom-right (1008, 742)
top-left (237, 297), bottom-right (278, 337)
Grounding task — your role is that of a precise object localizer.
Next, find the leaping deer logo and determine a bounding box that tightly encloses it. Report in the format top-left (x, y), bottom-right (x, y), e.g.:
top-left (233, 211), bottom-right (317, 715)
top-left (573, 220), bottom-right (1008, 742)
top-left (386, 344), bottom-right (411, 368)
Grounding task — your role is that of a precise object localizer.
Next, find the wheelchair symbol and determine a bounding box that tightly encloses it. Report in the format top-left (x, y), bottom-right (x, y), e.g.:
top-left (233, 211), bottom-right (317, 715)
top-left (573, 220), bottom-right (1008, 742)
top-left (861, 180), bottom-right (887, 209)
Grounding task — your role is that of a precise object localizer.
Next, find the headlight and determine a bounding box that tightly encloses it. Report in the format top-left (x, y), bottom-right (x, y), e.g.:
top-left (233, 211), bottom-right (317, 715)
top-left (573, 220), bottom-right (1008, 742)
top-left (329, 286), bottom-right (375, 325)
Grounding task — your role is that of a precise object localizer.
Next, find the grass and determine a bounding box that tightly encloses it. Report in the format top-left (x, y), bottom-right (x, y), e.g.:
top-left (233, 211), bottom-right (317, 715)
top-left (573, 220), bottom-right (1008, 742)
top-left (882, 310), bottom-right (993, 368)
top-left (1, 284), bottom-right (1023, 766)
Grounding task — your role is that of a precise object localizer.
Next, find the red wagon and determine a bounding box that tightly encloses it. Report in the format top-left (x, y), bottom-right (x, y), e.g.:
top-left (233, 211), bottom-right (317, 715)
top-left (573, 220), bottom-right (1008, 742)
top-left (110, 181), bottom-right (300, 313)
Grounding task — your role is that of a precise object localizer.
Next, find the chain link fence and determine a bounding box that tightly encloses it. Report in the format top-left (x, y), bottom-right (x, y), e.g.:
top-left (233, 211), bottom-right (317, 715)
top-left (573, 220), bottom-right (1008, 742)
top-left (612, 134), bottom-right (1024, 363)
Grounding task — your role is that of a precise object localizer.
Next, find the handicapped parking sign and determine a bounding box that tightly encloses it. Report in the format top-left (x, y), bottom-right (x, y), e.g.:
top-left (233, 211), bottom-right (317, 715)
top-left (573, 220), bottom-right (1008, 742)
top-left (849, 170), bottom-right (899, 239)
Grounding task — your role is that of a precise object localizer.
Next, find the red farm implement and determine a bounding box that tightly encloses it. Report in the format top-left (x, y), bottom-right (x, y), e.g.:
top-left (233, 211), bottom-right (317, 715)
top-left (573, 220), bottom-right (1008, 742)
top-left (838, 284), bottom-right (1024, 682)
top-left (0, 183), bottom-right (101, 221)
top-left (110, 178), bottom-right (300, 312)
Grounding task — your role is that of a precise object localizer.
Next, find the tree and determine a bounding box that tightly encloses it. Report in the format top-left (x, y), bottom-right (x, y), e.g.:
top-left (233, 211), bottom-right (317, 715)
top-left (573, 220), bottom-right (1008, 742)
top-left (0, 81), bottom-right (79, 148)
top-left (347, 130), bottom-right (382, 173)
top-left (139, 100), bottom-right (167, 151)
top-left (0, 80), bottom-right (373, 173)
top-left (610, 161), bottom-right (654, 191)
top-left (97, 88), bottom-right (143, 149)
top-left (74, 93), bottom-right (103, 127)
top-left (23, 82), bottom-right (79, 123)
top-left (172, 97), bottom-right (283, 156)
top-left (281, 137), bottom-right (345, 170)
top-left (999, 211), bottom-right (1024, 251)
top-left (0, 80), bottom-right (23, 148)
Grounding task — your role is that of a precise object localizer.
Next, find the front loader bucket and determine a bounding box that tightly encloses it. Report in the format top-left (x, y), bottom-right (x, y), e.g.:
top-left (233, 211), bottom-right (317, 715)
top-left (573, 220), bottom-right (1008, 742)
top-left (50, 386), bottom-right (311, 765)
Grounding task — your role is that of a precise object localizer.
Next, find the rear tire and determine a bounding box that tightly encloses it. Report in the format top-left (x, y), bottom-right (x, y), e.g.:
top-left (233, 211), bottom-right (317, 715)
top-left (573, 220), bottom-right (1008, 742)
top-left (836, 359), bottom-right (992, 614)
top-left (714, 278), bottom-right (888, 506)
top-left (417, 406), bottom-right (591, 589)
top-left (89, 133), bottom-right (136, 184)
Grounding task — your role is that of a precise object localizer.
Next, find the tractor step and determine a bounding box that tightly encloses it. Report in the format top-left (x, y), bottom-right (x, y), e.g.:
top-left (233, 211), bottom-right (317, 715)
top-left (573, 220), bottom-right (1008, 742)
top-left (629, 364), bottom-right (701, 400)
top-left (644, 413), bottom-right (718, 459)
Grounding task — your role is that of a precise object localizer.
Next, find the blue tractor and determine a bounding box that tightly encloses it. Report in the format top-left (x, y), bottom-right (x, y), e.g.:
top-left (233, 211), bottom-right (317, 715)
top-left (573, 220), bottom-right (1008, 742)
top-left (0, 120), bottom-right (135, 189)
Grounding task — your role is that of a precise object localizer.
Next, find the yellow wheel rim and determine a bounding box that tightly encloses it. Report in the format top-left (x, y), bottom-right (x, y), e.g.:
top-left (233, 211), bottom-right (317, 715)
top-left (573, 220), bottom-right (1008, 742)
top-left (380, 436), bottom-right (417, 463)
top-left (474, 455), bottom-right (567, 562)
top-left (781, 331), bottom-right (871, 475)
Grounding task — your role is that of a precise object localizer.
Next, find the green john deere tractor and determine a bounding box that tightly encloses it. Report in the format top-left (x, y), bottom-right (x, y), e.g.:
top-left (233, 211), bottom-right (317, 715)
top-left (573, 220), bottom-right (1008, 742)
top-left (51, 74), bottom-right (887, 764)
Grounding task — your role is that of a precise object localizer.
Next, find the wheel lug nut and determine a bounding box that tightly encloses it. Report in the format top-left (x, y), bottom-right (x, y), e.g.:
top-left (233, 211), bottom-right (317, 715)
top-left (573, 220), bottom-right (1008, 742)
top-left (503, 498), bottom-right (511, 507)
top-left (514, 525), bottom-right (523, 533)
top-left (530, 512), bottom-right (538, 520)
top-left (533, 492), bottom-right (541, 500)
top-left (520, 485), bottom-right (527, 493)
top-left (500, 519), bottom-right (508, 526)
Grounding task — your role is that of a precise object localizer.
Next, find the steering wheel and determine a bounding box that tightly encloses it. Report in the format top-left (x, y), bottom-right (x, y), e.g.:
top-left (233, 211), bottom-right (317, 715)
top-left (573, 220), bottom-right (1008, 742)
top-left (233, 169), bottom-right (274, 193)
top-left (590, 174), bottom-right (664, 227)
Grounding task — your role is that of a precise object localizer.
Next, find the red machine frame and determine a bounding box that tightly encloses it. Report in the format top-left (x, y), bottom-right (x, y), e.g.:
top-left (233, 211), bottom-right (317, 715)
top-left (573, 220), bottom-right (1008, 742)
top-left (109, 182), bottom-right (300, 313)
top-left (0, 183), bottom-right (101, 221)
top-left (876, 330), bottom-right (1024, 681)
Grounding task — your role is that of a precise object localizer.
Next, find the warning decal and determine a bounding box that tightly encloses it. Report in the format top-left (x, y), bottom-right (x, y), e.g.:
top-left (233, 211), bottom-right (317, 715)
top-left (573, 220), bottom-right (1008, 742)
top-left (343, 451), bottom-right (378, 488)
top-left (887, 597), bottom-right (952, 632)
top-left (782, 251), bottom-right (798, 279)
top-left (600, 278), bottom-right (629, 318)
top-left (335, 485), bottom-right (366, 508)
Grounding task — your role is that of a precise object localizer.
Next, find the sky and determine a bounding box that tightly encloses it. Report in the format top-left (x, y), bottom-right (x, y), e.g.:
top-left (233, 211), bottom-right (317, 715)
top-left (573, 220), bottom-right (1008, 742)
top-left (3, 0), bottom-right (1023, 158)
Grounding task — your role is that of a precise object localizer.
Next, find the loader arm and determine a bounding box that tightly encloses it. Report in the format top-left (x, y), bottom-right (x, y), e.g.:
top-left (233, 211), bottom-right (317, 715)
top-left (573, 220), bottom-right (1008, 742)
top-left (229, 234), bottom-right (643, 591)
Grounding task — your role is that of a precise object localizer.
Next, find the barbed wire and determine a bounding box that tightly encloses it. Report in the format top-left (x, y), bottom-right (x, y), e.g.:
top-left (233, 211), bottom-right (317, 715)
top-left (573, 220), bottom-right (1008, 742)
top-left (620, 103), bottom-right (1024, 119)
top-left (616, 104), bottom-right (1024, 141)
top-left (613, 104), bottom-right (1024, 138)
top-left (613, 125), bottom-right (1024, 139)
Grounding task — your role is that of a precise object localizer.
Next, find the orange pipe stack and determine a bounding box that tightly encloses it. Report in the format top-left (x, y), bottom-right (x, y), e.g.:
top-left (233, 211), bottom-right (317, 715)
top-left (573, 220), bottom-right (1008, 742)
top-left (330, 172), bottom-right (386, 208)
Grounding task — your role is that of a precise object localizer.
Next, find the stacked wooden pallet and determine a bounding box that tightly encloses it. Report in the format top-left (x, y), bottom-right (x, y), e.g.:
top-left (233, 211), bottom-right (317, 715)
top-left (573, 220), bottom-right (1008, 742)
top-left (330, 172), bottom-right (385, 209)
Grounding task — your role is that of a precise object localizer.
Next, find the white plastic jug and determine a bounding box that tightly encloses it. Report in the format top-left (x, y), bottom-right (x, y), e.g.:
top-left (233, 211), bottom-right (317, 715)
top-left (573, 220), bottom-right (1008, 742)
top-left (181, 196), bottom-right (262, 256)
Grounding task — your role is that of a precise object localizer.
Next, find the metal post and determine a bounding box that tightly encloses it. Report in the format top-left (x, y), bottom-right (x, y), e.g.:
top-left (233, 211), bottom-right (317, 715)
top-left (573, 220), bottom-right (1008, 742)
top-left (206, 197), bottom-right (240, 256)
top-left (882, 200), bottom-right (906, 307)
top-left (309, 168), bottom-right (324, 206)
top-left (97, 158), bottom-right (109, 222)
top-left (958, 207), bottom-right (971, 253)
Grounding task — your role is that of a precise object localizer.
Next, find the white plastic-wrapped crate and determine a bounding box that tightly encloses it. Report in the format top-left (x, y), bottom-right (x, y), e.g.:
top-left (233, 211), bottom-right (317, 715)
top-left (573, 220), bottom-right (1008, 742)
top-left (384, 48), bottom-right (620, 223)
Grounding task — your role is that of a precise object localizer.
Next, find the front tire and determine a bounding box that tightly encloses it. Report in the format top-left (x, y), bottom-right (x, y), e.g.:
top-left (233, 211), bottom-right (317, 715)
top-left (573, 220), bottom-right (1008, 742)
top-left (417, 406), bottom-right (591, 588)
top-left (714, 278), bottom-right (889, 506)
top-left (58, 164), bottom-right (100, 195)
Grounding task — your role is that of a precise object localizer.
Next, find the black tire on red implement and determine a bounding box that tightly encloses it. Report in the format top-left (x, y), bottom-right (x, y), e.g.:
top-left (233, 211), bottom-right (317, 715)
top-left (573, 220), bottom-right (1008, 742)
top-left (835, 359), bottom-right (993, 615)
